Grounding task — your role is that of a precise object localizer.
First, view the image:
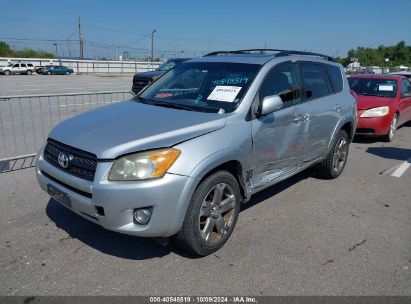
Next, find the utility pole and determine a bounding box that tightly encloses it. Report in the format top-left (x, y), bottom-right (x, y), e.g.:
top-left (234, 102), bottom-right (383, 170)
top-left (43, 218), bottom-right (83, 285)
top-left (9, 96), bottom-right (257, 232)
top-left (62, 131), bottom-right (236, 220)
top-left (150, 29), bottom-right (157, 65)
top-left (78, 16), bottom-right (84, 60)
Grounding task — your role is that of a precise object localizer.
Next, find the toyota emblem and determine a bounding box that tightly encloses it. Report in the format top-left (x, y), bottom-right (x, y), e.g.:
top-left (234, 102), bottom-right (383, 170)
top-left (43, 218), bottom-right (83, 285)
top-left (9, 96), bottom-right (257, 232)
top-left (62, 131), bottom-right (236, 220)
top-left (57, 152), bottom-right (72, 169)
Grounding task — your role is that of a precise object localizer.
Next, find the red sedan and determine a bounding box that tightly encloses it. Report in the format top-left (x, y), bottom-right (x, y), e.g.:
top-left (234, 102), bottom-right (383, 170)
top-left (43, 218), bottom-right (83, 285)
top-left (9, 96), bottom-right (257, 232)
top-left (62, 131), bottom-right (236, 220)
top-left (349, 75), bottom-right (411, 141)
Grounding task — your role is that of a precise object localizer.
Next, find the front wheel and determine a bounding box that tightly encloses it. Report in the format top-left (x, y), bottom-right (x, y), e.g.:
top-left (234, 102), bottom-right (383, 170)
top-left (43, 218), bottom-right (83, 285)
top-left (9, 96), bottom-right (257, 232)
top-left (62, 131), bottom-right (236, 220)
top-left (4, 70), bottom-right (11, 76)
top-left (317, 130), bottom-right (349, 179)
top-left (381, 113), bottom-right (398, 142)
top-left (47, 71), bottom-right (51, 75)
top-left (26, 70), bottom-right (32, 75)
top-left (65, 71), bottom-right (69, 75)
top-left (173, 171), bottom-right (241, 256)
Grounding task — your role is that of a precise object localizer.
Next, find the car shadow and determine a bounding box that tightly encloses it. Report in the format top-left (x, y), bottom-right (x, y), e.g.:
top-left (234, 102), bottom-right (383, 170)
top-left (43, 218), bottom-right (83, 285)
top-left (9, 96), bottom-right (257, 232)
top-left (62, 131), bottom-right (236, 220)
top-left (46, 199), bottom-right (197, 260)
top-left (240, 169), bottom-right (312, 212)
top-left (366, 147), bottom-right (411, 162)
top-left (46, 169), bottom-right (313, 260)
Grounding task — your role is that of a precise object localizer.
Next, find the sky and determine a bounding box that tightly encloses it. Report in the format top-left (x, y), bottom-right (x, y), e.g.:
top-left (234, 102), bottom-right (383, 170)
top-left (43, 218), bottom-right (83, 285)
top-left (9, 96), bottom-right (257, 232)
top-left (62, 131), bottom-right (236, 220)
top-left (1, 0), bottom-right (410, 60)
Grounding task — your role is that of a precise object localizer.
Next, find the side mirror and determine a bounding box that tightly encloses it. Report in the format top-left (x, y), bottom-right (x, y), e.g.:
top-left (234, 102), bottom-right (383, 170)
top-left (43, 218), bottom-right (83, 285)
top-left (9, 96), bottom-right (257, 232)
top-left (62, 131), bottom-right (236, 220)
top-left (259, 95), bottom-right (284, 115)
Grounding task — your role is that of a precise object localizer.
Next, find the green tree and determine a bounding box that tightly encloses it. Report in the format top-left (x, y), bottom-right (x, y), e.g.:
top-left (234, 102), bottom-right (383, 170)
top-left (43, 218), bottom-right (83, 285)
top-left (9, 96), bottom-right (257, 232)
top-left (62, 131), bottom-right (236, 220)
top-left (0, 41), bottom-right (14, 57)
top-left (0, 41), bottom-right (54, 59)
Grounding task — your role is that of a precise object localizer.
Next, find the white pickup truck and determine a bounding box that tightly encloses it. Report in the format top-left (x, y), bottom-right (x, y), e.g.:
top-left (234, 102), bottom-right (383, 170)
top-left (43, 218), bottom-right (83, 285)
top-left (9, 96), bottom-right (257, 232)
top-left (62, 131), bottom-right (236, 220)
top-left (0, 62), bottom-right (35, 75)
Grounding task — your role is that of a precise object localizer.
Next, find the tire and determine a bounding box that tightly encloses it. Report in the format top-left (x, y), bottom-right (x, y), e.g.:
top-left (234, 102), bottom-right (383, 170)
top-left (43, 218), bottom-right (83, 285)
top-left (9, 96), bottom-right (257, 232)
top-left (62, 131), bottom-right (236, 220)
top-left (65, 71), bottom-right (69, 75)
top-left (173, 171), bottom-right (241, 256)
top-left (26, 70), bottom-right (32, 75)
top-left (381, 113), bottom-right (398, 142)
top-left (4, 70), bottom-right (10, 76)
top-left (47, 71), bottom-right (51, 75)
top-left (317, 129), bottom-right (349, 179)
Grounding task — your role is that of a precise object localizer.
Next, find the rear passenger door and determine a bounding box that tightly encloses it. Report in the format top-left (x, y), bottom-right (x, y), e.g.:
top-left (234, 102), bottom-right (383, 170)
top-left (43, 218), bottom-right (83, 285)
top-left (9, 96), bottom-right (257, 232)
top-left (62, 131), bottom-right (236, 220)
top-left (294, 62), bottom-right (342, 162)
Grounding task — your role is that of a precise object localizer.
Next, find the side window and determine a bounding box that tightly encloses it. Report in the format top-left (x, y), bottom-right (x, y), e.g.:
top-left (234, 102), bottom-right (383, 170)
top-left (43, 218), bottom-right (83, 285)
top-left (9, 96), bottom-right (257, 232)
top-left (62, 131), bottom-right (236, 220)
top-left (27, 63), bottom-right (33, 67)
top-left (326, 64), bottom-right (343, 93)
top-left (400, 79), bottom-right (411, 96)
top-left (21, 63), bottom-right (27, 68)
top-left (300, 63), bottom-right (331, 100)
top-left (259, 63), bottom-right (301, 107)
top-left (13, 64), bottom-right (19, 68)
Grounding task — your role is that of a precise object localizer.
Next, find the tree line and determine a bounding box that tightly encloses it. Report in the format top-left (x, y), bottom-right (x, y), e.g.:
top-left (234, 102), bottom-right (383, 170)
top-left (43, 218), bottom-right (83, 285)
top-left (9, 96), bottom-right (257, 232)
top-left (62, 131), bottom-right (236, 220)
top-left (0, 41), bottom-right (54, 59)
top-left (1, 39), bottom-right (410, 67)
top-left (336, 41), bottom-right (411, 67)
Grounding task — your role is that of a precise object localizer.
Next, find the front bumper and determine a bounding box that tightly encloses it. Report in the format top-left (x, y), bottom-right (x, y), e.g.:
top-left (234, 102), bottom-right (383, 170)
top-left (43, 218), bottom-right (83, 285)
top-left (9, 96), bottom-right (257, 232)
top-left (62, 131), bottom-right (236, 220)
top-left (355, 110), bottom-right (392, 136)
top-left (36, 147), bottom-right (197, 237)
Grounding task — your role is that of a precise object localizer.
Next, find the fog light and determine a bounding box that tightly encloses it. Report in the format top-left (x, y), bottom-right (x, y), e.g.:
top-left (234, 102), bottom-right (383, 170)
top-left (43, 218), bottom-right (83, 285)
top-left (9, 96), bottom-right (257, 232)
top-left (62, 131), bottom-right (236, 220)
top-left (133, 208), bottom-right (152, 225)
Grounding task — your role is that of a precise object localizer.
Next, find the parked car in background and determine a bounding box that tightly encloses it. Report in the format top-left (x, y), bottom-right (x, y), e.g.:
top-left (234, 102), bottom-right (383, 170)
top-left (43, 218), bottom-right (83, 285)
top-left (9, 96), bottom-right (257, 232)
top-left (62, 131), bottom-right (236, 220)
top-left (349, 75), bottom-right (411, 141)
top-left (35, 65), bottom-right (53, 74)
top-left (42, 65), bottom-right (74, 75)
top-left (0, 62), bottom-right (35, 75)
top-left (390, 71), bottom-right (411, 81)
top-left (36, 49), bottom-right (356, 256)
top-left (132, 58), bottom-right (191, 94)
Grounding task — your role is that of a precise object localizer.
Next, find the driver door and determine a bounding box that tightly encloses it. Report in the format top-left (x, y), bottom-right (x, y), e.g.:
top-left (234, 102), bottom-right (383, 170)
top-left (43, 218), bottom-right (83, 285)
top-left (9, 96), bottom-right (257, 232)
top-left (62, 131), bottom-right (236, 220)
top-left (250, 62), bottom-right (305, 190)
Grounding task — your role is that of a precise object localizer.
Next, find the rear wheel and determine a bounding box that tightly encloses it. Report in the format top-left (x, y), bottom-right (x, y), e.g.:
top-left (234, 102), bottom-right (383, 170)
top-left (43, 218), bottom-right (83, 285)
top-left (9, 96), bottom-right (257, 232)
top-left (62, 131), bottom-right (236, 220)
top-left (173, 171), bottom-right (241, 256)
top-left (47, 71), bottom-right (51, 75)
top-left (317, 130), bottom-right (349, 179)
top-left (382, 113), bottom-right (398, 142)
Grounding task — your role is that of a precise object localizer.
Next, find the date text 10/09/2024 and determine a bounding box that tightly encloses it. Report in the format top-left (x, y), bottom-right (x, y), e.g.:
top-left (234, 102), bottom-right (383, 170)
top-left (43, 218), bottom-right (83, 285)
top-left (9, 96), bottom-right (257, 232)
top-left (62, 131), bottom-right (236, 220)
top-left (149, 296), bottom-right (257, 303)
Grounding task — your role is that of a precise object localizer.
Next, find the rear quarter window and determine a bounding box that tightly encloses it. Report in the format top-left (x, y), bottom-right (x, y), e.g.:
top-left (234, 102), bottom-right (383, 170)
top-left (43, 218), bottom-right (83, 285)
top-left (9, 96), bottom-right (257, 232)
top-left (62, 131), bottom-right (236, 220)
top-left (326, 64), bottom-right (343, 93)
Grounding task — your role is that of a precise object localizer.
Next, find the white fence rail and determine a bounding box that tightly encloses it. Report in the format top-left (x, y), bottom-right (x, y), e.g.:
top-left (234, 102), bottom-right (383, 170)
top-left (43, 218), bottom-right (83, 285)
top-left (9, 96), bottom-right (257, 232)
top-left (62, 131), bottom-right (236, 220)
top-left (0, 91), bottom-right (134, 172)
top-left (0, 57), bottom-right (161, 75)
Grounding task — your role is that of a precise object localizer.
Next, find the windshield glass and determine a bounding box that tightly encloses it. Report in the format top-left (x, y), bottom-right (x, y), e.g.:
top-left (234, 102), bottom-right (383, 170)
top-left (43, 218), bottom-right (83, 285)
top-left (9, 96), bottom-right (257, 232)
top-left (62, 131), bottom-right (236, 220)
top-left (349, 77), bottom-right (398, 98)
top-left (137, 62), bottom-right (260, 113)
top-left (7, 63), bottom-right (13, 67)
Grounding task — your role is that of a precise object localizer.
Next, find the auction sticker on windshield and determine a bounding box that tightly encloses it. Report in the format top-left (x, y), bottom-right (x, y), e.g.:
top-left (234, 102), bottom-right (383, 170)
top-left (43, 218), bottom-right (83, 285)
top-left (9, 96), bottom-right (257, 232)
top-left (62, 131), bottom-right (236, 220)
top-left (207, 86), bottom-right (242, 102)
top-left (379, 85), bottom-right (394, 91)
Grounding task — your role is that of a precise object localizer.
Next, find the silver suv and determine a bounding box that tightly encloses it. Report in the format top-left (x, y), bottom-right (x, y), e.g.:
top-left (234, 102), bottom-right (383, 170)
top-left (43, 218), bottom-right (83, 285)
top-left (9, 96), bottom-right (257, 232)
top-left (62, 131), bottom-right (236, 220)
top-left (36, 49), bottom-right (356, 256)
top-left (0, 62), bottom-right (35, 75)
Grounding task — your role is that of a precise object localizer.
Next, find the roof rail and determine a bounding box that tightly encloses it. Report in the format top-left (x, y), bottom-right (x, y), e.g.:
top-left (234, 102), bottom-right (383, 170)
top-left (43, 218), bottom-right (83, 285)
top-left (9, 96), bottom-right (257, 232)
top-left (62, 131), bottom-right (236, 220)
top-left (204, 49), bottom-right (336, 62)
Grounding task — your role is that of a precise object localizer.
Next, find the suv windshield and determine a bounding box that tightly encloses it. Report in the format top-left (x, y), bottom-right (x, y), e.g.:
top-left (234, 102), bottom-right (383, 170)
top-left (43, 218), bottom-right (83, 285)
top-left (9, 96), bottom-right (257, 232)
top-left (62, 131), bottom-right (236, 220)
top-left (349, 77), bottom-right (398, 98)
top-left (137, 62), bottom-right (260, 113)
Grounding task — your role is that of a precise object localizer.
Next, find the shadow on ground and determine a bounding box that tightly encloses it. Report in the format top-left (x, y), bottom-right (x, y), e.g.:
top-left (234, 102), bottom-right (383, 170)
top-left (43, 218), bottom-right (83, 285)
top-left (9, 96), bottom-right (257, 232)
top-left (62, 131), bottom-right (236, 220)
top-left (366, 147), bottom-right (411, 161)
top-left (46, 169), bottom-right (313, 260)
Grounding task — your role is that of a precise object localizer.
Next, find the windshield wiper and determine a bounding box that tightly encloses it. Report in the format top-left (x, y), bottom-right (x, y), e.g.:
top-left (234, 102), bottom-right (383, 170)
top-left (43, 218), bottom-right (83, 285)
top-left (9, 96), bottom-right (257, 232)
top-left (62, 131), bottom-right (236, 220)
top-left (135, 97), bottom-right (193, 111)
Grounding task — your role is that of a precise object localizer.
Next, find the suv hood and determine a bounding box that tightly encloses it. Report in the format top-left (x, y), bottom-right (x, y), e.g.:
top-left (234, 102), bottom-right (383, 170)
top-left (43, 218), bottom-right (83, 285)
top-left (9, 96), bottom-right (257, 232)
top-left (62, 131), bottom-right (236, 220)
top-left (49, 100), bottom-right (226, 159)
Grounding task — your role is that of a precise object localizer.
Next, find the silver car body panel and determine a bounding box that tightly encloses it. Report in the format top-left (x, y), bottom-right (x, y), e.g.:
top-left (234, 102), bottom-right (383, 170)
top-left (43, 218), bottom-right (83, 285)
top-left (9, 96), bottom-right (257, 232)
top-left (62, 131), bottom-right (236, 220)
top-left (48, 101), bottom-right (227, 159)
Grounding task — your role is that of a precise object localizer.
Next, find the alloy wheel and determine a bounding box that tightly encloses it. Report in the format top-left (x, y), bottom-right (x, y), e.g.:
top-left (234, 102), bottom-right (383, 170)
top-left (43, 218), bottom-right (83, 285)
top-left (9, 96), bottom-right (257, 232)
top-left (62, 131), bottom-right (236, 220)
top-left (333, 137), bottom-right (348, 172)
top-left (199, 182), bottom-right (236, 244)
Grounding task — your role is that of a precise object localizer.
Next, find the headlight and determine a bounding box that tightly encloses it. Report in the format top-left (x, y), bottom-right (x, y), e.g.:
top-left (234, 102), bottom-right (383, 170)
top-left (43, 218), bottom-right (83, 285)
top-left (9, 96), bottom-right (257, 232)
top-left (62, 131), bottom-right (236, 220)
top-left (108, 148), bottom-right (181, 181)
top-left (360, 106), bottom-right (389, 117)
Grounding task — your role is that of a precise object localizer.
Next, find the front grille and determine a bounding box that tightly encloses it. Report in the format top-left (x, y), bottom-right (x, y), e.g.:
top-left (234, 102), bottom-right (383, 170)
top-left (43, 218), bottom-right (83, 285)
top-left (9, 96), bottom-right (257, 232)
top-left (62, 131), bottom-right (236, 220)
top-left (43, 139), bottom-right (97, 181)
top-left (132, 77), bottom-right (152, 93)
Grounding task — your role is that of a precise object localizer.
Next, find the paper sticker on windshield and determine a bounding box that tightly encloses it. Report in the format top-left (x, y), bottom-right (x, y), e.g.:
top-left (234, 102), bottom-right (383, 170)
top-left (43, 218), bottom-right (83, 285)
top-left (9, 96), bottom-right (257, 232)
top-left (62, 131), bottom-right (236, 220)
top-left (379, 85), bottom-right (394, 91)
top-left (207, 86), bottom-right (242, 102)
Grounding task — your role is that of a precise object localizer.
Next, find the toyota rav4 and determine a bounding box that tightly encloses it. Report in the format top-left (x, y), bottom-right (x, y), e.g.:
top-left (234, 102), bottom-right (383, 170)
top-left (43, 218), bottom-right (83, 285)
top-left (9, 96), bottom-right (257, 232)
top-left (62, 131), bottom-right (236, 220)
top-left (36, 49), bottom-right (356, 256)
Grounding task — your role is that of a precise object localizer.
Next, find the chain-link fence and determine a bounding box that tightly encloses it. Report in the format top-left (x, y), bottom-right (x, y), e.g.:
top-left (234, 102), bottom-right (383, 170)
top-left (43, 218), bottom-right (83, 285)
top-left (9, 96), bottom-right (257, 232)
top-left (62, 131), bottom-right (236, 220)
top-left (0, 90), bottom-right (133, 173)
